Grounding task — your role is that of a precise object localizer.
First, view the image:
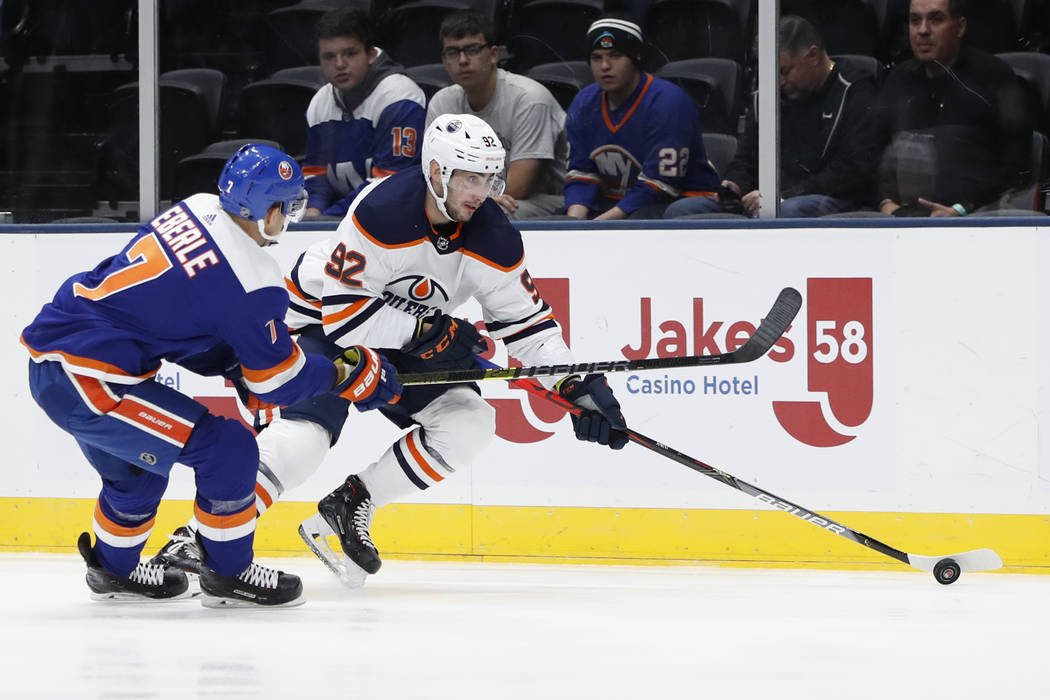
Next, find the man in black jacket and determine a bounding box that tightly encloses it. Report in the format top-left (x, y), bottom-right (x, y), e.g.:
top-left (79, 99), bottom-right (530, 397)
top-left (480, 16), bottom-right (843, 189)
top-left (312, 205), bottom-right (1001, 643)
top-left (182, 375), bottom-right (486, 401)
top-left (874, 0), bottom-right (1031, 216)
top-left (665, 15), bottom-right (878, 218)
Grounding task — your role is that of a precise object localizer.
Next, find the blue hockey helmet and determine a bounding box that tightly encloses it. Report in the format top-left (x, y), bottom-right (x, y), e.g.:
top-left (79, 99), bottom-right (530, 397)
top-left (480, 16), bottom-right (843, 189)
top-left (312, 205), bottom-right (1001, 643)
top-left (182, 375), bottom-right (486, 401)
top-left (217, 144), bottom-right (307, 234)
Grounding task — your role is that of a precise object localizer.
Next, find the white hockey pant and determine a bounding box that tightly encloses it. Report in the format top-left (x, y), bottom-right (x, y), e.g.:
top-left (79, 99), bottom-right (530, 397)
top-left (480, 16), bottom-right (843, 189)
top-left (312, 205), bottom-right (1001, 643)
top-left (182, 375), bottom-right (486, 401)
top-left (254, 418), bottom-right (332, 514)
top-left (358, 386), bottom-right (494, 506)
top-left (252, 386), bottom-right (494, 512)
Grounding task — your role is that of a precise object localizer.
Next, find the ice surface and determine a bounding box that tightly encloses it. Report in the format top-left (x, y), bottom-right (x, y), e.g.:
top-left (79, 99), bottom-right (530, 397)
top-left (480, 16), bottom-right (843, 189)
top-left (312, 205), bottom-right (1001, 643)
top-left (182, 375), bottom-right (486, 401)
top-left (0, 554), bottom-right (1046, 699)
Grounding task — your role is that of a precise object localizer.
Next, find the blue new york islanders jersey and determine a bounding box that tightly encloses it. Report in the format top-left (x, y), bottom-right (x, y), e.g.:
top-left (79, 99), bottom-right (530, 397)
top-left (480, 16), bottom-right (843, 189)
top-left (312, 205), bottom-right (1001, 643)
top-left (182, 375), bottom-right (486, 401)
top-left (284, 168), bottom-right (574, 378)
top-left (21, 194), bottom-right (334, 406)
top-left (564, 73), bottom-right (719, 214)
top-left (303, 62), bottom-right (425, 218)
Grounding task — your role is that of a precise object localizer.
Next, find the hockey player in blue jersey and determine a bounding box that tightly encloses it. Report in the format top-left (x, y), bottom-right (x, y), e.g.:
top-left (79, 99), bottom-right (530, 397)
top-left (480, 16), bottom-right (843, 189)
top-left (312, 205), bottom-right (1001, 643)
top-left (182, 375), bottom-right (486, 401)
top-left (21, 144), bottom-right (402, 607)
top-left (564, 17), bottom-right (721, 220)
top-left (159, 115), bottom-right (629, 587)
top-left (303, 7), bottom-right (426, 218)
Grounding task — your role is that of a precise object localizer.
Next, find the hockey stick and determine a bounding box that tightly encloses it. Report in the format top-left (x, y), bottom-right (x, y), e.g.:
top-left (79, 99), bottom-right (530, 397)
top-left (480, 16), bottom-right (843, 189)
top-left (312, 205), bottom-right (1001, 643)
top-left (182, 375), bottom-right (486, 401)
top-left (481, 357), bottom-right (1003, 584)
top-left (397, 287), bottom-right (803, 386)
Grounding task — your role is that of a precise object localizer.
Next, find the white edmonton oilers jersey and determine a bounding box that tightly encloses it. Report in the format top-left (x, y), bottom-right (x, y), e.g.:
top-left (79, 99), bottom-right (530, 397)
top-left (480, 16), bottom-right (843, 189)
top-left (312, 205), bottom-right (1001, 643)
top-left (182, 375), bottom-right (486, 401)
top-left (284, 168), bottom-right (573, 375)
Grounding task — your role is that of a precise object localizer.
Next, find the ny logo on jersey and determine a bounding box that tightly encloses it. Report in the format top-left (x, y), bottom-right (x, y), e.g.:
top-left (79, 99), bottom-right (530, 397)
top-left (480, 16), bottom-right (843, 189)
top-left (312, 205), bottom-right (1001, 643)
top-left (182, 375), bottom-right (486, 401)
top-left (591, 146), bottom-right (641, 197)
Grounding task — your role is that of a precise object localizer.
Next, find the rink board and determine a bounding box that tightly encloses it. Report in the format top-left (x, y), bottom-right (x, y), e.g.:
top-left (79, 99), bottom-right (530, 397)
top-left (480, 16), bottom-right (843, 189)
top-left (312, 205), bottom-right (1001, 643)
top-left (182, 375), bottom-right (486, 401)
top-left (2, 222), bottom-right (1048, 571)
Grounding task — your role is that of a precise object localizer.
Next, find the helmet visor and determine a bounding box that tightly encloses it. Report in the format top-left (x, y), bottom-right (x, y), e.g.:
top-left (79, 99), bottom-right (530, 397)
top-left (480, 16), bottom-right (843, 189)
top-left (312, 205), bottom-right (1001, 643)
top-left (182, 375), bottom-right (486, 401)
top-left (283, 189), bottom-right (308, 223)
top-left (449, 170), bottom-right (506, 199)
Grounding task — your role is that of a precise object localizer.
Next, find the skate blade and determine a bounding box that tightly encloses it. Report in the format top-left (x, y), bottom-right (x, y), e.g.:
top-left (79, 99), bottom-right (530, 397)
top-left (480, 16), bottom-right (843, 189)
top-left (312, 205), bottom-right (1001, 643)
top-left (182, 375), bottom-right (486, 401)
top-left (88, 588), bottom-right (196, 603)
top-left (298, 515), bottom-right (368, 589)
top-left (199, 593), bottom-right (305, 609)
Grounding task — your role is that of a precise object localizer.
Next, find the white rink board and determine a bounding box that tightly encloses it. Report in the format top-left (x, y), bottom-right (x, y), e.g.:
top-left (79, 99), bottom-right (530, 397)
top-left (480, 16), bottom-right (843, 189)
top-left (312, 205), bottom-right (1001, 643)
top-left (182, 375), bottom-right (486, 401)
top-left (3, 226), bottom-right (1048, 515)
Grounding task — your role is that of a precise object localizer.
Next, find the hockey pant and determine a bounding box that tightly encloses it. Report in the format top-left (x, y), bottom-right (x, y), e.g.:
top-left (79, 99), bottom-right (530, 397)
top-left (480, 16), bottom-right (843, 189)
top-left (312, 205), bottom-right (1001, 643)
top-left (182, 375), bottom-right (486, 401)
top-left (27, 360), bottom-right (259, 577)
top-left (254, 384), bottom-right (495, 511)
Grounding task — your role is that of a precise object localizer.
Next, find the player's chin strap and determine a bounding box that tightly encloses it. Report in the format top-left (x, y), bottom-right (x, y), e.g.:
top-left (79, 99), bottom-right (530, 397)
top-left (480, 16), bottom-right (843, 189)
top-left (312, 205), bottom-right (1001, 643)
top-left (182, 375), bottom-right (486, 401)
top-left (257, 217), bottom-right (288, 244)
top-left (257, 193), bottom-right (306, 243)
top-left (426, 168), bottom-right (457, 221)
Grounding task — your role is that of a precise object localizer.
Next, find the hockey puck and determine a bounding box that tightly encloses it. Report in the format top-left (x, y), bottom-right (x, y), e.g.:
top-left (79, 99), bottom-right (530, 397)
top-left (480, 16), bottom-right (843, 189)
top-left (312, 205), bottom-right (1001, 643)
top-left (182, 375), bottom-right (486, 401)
top-left (933, 557), bottom-right (961, 585)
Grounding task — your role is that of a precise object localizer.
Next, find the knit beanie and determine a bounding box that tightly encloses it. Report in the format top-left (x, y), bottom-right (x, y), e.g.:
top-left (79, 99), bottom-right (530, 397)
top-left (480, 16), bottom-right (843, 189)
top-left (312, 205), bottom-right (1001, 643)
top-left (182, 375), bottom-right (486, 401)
top-left (586, 17), bottom-right (644, 65)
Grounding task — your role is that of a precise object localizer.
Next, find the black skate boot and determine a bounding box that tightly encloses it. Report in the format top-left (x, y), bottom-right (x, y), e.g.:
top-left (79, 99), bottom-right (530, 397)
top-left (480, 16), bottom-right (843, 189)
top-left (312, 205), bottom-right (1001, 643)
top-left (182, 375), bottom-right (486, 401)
top-left (147, 525), bottom-right (201, 575)
top-left (77, 532), bottom-right (191, 602)
top-left (198, 560), bottom-right (305, 608)
top-left (316, 474), bottom-right (381, 574)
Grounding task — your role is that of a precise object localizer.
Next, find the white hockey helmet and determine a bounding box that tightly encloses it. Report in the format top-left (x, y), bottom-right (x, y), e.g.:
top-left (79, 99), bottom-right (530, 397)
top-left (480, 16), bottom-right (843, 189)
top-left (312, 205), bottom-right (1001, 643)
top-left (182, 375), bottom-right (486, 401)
top-left (421, 113), bottom-right (506, 220)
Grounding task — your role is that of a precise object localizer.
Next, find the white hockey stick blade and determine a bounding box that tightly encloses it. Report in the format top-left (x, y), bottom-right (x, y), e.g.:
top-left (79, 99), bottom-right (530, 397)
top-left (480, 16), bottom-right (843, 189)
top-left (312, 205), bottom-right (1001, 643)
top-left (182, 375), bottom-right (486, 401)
top-left (907, 548), bottom-right (1004, 573)
top-left (298, 514), bottom-right (368, 589)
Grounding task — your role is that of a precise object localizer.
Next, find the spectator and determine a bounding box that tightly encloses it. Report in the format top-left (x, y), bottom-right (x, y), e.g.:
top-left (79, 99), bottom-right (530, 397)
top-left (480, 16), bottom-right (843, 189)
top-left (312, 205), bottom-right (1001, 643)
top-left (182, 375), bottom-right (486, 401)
top-left (874, 0), bottom-right (1032, 216)
top-left (666, 15), bottom-right (879, 219)
top-left (303, 8), bottom-right (426, 218)
top-left (427, 10), bottom-right (568, 220)
top-left (564, 17), bottom-right (720, 220)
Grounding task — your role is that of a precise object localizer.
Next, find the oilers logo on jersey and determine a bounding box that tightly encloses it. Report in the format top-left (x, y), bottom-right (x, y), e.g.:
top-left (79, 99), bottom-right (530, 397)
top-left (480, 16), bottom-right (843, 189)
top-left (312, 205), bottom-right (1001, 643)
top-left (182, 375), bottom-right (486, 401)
top-left (392, 275), bottom-right (450, 304)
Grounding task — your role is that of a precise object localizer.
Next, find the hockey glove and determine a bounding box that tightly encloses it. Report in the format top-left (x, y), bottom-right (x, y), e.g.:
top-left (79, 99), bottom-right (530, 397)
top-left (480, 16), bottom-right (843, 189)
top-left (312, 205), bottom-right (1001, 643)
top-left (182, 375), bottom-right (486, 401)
top-left (332, 346), bottom-right (402, 411)
top-left (232, 378), bottom-right (282, 431)
top-left (400, 312), bottom-right (486, 371)
top-left (558, 374), bottom-right (629, 450)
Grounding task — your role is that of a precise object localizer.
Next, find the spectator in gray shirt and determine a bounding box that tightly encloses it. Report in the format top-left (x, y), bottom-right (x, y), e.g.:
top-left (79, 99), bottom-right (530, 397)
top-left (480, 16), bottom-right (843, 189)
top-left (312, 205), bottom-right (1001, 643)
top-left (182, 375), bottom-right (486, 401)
top-left (426, 10), bottom-right (568, 219)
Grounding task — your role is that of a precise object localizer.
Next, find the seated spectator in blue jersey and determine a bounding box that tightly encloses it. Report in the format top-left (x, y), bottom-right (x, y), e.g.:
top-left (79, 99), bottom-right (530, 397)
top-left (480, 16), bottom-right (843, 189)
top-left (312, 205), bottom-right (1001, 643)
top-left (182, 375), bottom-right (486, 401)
top-left (665, 15), bottom-right (879, 219)
top-left (20, 143), bottom-right (402, 607)
top-left (303, 8), bottom-right (426, 218)
top-left (427, 10), bottom-right (569, 220)
top-left (874, 0), bottom-right (1032, 217)
top-left (564, 17), bottom-right (721, 220)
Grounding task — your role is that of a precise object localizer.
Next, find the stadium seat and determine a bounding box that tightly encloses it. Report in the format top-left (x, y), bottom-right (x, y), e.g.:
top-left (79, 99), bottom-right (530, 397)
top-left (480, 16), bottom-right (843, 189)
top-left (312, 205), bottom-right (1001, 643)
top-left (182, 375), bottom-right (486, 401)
top-left (782, 0), bottom-right (879, 57)
top-left (0, 0), bottom-right (134, 64)
top-left (655, 58), bottom-right (741, 135)
top-left (832, 54), bottom-right (885, 86)
top-left (963, 0), bottom-right (1021, 54)
top-left (526, 61), bottom-right (595, 110)
top-left (998, 130), bottom-right (1047, 211)
top-left (264, 0), bottom-right (370, 74)
top-left (173, 139), bottom-right (282, 203)
top-left (238, 66), bottom-right (325, 157)
top-left (701, 132), bottom-right (738, 178)
top-left (998, 51), bottom-right (1050, 130)
top-left (643, 0), bottom-right (746, 67)
top-left (101, 68), bottom-right (227, 202)
top-left (378, 1), bottom-right (502, 68)
top-left (507, 0), bottom-right (605, 72)
top-left (405, 63), bottom-right (454, 104)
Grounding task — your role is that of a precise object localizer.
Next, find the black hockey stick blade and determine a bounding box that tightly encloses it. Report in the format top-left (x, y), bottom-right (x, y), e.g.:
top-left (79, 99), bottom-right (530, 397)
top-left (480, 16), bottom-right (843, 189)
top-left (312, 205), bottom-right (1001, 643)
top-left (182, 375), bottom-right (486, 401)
top-left (728, 286), bottom-right (802, 363)
top-left (397, 286), bottom-right (802, 386)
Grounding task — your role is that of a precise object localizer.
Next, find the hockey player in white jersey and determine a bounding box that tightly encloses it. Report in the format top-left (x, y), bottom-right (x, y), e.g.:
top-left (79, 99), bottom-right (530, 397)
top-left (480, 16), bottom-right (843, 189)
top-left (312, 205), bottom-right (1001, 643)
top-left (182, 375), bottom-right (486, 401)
top-left (153, 115), bottom-right (628, 587)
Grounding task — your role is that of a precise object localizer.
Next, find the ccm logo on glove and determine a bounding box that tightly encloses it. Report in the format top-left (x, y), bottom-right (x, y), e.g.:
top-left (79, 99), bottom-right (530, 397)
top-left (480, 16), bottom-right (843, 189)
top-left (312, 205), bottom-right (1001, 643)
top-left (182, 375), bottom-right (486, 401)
top-left (419, 318), bottom-right (464, 360)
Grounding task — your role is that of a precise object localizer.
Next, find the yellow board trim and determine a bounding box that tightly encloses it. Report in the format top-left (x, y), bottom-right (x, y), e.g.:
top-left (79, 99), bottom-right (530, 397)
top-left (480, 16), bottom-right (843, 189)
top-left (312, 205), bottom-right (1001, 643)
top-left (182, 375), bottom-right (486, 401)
top-left (1, 498), bottom-right (1046, 574)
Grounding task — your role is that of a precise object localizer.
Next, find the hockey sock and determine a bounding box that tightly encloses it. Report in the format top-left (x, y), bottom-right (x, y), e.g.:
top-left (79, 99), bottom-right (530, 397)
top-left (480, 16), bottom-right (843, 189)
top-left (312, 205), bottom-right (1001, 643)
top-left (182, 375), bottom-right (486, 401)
top-left (255, 419), bottom-right (332, 514)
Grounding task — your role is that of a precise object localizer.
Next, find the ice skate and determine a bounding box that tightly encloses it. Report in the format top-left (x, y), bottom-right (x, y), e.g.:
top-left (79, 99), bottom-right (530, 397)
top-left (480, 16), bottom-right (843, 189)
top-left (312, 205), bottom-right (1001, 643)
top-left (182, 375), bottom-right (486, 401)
top-left (147, 525), bottom-right (201, 575)
top-left (299, 474), bottom-right (379, 588)
top-left (77, 532), bottom-right (192, 602)
top-left (198, 560), bottom-right (305, 608)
